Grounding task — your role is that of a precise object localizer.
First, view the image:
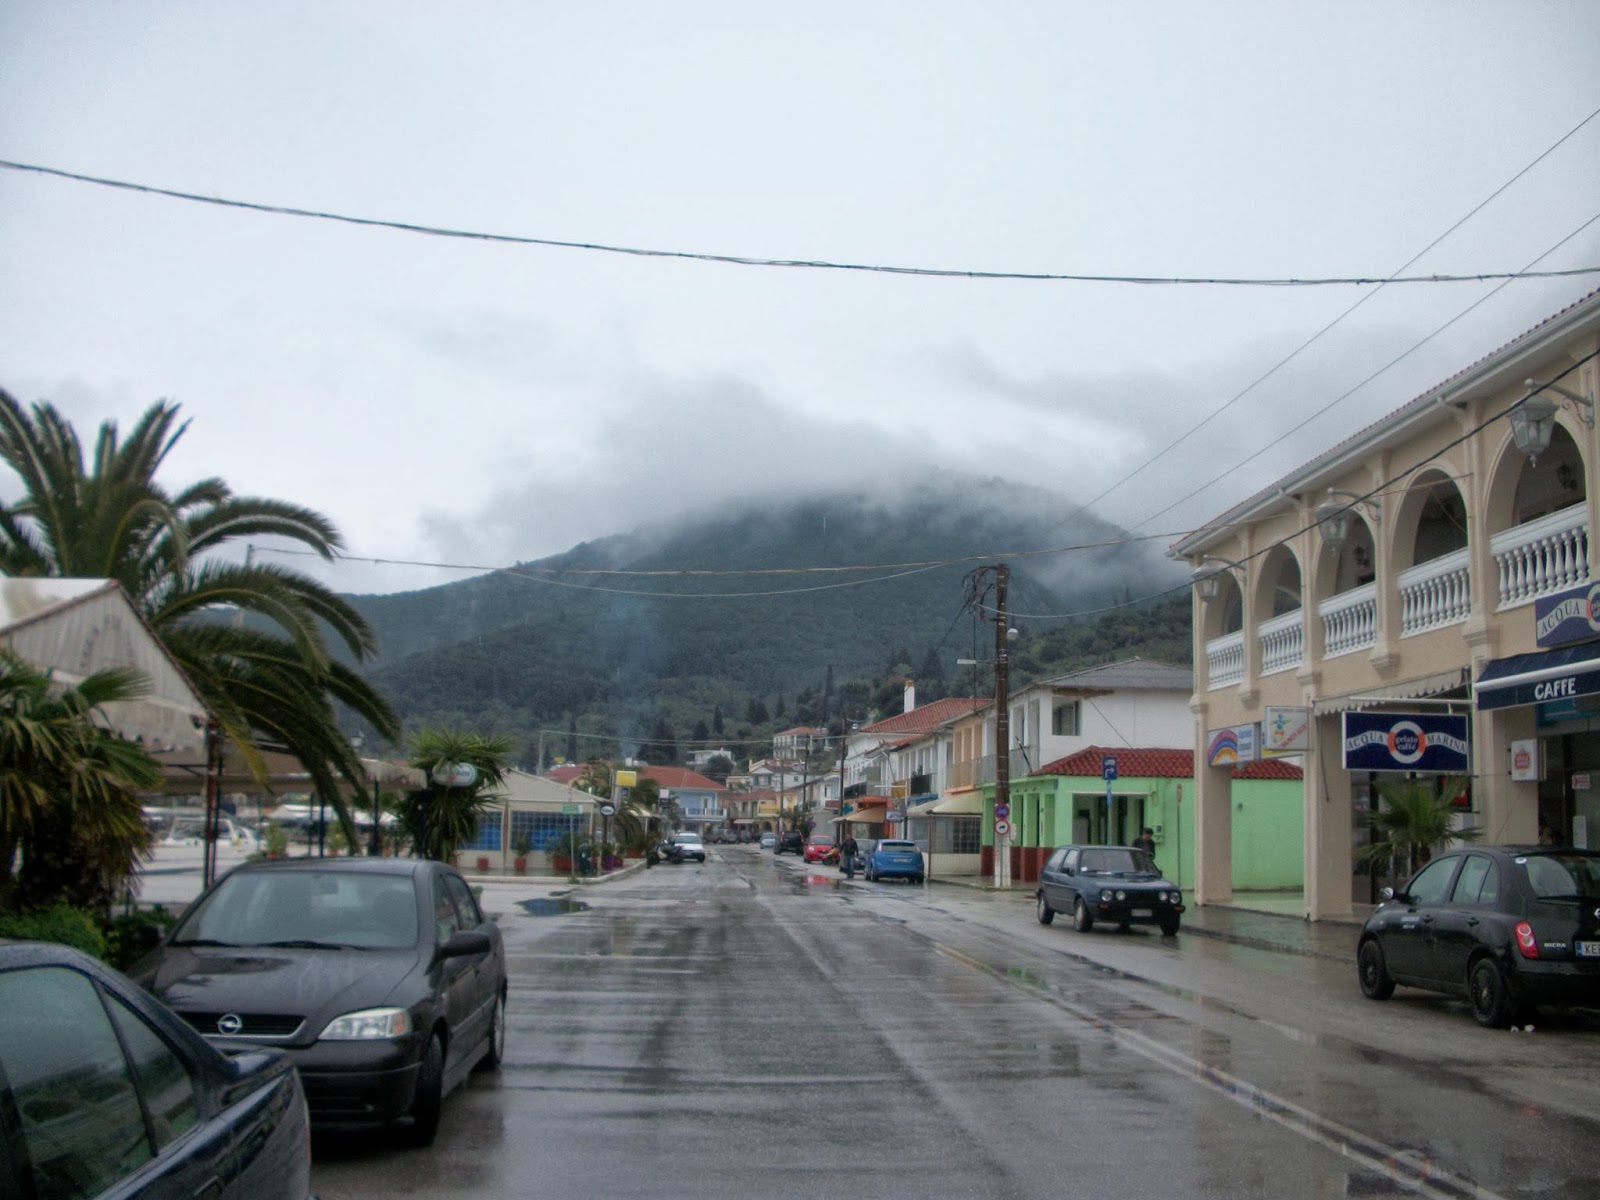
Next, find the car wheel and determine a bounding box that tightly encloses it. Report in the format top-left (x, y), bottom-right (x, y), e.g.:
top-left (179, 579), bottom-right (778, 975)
top-left (476, 991), bottom-right (506, 1071)
top-left (1036, 892), bottom-right (1055, 925)
top-left (1072, 897), bottom-right (1094, 933)
top-left (1158, 916), bottom-right (1180, 937)
top-left (913, 875), bottom-right (924, 885)
top-left (404, 1032), bottom-right (446, 1147)
top-left (1469, 957), bottom-right (1514, 1028)
top-left (1357, 939), bottom-right (1394, 1001)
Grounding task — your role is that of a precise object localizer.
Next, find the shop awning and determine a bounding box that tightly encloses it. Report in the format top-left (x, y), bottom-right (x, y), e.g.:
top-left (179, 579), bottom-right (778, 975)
top-left (1475, 643), bottom-right (1600, 711)
top-left (907, 791), bottom-right (985, 818)
top-left (1311, 668), bottom-right (1469, 716)
top-left (833, 807), bottom-right (886, 824)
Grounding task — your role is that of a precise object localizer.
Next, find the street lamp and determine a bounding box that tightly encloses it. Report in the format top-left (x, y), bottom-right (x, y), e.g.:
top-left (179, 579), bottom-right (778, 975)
top-left (1511, 378), bottom-right (1593, 464)
top-left (1190, 557), bottom-right (1245, 602)
top-left (1312, 489), bottom-right (1381, 553)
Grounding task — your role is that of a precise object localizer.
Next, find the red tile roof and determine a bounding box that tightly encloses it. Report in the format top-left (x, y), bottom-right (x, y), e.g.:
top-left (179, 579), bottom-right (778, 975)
top-left (861, 697), bottom-right (988, 737)
top-left (1035, 745), bottom-right (1302, 781)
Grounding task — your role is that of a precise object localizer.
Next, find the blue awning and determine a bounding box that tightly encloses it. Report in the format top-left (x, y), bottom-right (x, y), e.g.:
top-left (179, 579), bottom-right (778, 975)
top-left (1475, 642), bottom-right (1600, 710)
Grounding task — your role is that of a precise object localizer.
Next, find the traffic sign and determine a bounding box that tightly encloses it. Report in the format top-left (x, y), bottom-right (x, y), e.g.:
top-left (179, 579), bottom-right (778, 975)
top-left (1102, 755), bottom-right (1118, 781)
top-left (994, 803), bottom-right (1010, 820)
top-left (994, 818), bottom-right (1011, 837)
top-left (599, 804), bottom-right (616, 817)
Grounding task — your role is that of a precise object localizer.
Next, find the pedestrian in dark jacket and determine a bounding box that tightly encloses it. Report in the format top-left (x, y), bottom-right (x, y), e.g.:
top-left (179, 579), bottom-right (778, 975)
top-left (840, 832), bottom-right (859, 878)
top-left (1132, 828), bottom-right (1157, 860)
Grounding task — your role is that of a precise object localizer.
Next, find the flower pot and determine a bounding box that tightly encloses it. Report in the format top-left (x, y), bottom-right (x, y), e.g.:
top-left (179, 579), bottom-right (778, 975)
top-left (552, 855), bottom-right (573, 873)
top-left (476, 856), bottom-right (491, 872)
top-left (514, 856), bottom-right (528, 874)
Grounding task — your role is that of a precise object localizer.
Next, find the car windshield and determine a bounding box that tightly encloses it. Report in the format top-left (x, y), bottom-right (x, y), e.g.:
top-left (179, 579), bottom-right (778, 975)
top-left (878, 841), bottom-right (917, 851)
top-left (1078, 848), bottom-right (1156, 875)
top-left (809, 836), bottom-right (833, 846)
top-left (674, 834), bottom-right (702, 844)
top-left (1519, 853), bottom-right (1600, 900)
top-left (174, 869), bottom-right (420, 950)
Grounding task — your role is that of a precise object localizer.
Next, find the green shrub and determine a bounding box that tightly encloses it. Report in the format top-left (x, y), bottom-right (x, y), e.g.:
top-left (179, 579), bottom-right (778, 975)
top-left (103, 906), bottom-right (178, 971)
top-left (0, 904), bottom-right (107, 959)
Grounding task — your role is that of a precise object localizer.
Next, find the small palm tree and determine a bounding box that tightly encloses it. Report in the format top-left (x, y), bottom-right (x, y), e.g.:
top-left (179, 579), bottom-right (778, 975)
top-left (1358, 775), bottom-right (1480, 879)
top-left (404, 728), bottom-right (511, 861)
top-left (0, 650), bottom-right (163, 914)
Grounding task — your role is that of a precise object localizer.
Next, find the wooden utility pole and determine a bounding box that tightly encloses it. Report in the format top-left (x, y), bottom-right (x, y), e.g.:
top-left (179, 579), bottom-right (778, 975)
top-left (992, 564), bottom-right (1010, 890)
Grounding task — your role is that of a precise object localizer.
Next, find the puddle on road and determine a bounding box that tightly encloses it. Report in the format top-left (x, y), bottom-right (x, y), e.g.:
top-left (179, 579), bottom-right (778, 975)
top-left (519, 897), bottom-right (590, 917)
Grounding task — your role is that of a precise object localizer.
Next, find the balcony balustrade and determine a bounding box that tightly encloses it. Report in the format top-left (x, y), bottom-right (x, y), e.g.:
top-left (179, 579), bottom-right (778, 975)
top-left (1398, 547), bottom-right (1472, 636)
top-left (1318, 582), bottom-right (1377, 659)
top-left (1206, 630), bottom-right (1245, 690)
top-left (946, 758), bottom-right (994, 790)
top-left (1258, 608), bottom-right (1304, 676)
top-left (1492, 502), bottom-right (1590, 609)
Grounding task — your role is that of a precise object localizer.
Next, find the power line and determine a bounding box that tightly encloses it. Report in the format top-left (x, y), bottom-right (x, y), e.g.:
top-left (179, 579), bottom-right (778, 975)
top-left (1129, 207), bottom-right (1600, 534)
top-left (1048, 102), bottom-right (1600, 539)
top-left (3, 157), bottom-right (1598, 288)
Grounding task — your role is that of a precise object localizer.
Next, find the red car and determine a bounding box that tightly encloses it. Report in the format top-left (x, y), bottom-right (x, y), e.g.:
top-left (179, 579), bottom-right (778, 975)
top-left (803, 834), bottom-right (835, 863)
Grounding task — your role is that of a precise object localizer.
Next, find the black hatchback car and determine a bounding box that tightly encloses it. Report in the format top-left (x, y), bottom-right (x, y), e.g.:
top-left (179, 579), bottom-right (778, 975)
top-left (1035, 844), bottom-right (1185, 935)
top-left (132, 857), bottom-right (506, 1146)
top-left (1356, 845), bottom-right (1600, 1027)
top-left (774, 831), bottom-right (805, 855)
top-left (0, 940), bottom-right (312, 1199)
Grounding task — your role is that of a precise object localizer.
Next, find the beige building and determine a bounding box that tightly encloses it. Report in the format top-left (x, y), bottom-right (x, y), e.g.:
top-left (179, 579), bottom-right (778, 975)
top-left (1174, 290), bottom-right (1598, 920)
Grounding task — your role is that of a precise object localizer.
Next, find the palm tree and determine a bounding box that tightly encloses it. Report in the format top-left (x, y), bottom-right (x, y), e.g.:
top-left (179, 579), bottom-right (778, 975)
top-left (1357, 775), bottom-right (1480, 880)
top-left (0, 650), bottom-right (163, 914)
top-left (403, 728), bottom-right (511, 861)
top-left (0, 391), bottom-right (400, 844)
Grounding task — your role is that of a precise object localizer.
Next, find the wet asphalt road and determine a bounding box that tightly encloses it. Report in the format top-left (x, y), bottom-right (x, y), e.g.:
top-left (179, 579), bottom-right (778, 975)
top-left (309, 846), bottom-right (1600, 1200)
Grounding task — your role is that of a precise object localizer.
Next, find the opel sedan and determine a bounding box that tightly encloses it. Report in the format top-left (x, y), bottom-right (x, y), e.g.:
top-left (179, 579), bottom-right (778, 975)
top-left (132, 857), bottom-right (506, 1146)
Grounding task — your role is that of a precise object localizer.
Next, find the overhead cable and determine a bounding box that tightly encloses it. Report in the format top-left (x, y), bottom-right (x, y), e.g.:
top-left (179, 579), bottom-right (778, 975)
top-left (2, 157), bottom-right (1597, 288)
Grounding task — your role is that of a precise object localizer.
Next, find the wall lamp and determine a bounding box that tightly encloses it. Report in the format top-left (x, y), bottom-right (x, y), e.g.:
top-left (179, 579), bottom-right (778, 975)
top-left (1313, 489), bottom-right (1381, 553)
top-left (1512, 377), bottom-right (1595, 464)
top-left (1190, 558), bottom-right (1245, 602)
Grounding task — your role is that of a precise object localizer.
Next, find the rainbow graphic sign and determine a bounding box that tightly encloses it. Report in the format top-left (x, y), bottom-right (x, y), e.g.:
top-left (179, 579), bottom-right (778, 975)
top-left (1205, 723), bottom-right (1258, 767)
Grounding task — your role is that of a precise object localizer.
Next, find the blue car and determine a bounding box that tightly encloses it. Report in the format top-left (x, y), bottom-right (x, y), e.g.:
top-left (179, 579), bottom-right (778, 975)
top-left (865, 838), bottom-right (925, 883)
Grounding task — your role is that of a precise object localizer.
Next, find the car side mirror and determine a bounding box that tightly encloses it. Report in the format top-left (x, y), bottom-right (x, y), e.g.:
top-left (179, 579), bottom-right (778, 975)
top-left (1379, 886), bottom-right (1397, 903)
top-left (439, 929), bottom-right (492, 960)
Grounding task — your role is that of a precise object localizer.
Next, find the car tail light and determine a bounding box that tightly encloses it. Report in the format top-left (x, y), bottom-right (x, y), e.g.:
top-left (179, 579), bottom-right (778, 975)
top-left (1514, 921), bottom-right (1540, 959)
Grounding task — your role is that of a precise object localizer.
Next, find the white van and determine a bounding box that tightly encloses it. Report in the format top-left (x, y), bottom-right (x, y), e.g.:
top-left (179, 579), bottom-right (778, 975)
top-left (161, 817), bottom-right (258, 850)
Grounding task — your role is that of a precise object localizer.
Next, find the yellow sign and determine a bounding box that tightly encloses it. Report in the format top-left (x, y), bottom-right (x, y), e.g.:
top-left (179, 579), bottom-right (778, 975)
top-left (614, 769), bottom-right (638, 788)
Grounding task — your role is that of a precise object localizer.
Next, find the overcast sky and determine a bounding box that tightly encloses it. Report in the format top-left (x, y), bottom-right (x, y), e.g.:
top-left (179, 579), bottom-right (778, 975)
top-left (2, 3), bottom-right (1598, 597)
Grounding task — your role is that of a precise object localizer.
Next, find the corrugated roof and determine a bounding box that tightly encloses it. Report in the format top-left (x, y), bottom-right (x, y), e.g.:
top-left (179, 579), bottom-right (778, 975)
top-left (1035, 745), bottom-right (1302, 781)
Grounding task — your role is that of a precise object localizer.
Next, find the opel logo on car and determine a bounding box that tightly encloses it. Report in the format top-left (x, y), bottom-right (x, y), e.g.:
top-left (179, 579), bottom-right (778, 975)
top-left (217, 1013), bottom-right (243, 1036)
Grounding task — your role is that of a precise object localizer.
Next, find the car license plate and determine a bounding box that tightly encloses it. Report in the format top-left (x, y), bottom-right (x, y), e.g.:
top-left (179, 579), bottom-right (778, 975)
top-left (1577, 941), bottom-right (1600, 958)
top-left (1132, 908), bottom-right (1153, 918)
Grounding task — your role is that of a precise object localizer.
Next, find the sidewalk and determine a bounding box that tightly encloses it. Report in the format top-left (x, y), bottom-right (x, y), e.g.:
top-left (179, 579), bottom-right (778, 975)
top-left (930, 873), bottom-right (1368, 963)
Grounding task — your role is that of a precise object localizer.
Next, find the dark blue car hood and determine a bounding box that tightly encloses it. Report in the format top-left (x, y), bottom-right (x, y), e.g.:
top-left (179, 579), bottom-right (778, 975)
top-left (136, 945), bottom-right (420, 1020)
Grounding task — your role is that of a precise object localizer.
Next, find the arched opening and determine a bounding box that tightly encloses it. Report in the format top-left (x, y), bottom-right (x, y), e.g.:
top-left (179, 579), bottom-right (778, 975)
top-left (1392, 470), bottom-right (1471, 634)
top-left (1255, 546), bottom-right (1304, 675)
top-left (1510, 424), bottom-right (1587, 523)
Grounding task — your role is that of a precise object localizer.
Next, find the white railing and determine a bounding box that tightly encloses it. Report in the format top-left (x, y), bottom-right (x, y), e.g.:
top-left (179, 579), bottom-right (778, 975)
top-left (1319, 582), bottom-right (1378, 659)
top-left (1491, 502), bottom-right (1590, 609)
top-left (1206, 630), bottom-right (1245, 690)
top-left (1398, 547), bottom-right (1471, 636)
top-left (1258, 608), bottom-right (1304, 676)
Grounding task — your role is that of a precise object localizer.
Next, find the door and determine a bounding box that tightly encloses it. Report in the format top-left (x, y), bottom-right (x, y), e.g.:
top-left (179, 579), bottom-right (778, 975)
top-left (1429, 854), bottom-right (1500, 986)
top-left (1379, 855), bottom-right (1460, 982)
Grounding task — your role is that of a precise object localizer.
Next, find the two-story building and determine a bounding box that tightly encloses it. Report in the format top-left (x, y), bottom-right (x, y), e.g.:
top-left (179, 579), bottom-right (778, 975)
top-left (1174, 289), bottom-right (1598, 920)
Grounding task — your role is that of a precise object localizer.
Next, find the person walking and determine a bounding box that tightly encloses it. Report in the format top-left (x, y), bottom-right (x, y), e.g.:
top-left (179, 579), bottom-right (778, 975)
top-left (840, 831), bottom-right (859, 879)
top-left (1132, 827), bottom-right (1157, 860)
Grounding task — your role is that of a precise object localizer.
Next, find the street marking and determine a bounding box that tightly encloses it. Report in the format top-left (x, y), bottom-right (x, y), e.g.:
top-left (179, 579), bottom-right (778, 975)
top-left (931, 942), bottom-right (1505, 1200)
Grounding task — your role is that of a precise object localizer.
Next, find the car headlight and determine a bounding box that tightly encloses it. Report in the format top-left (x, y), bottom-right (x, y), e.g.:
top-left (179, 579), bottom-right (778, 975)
top-left (1100, 889), bottom-right (1114, 901)
top-left (319, 1007), bottom-right (412, 1041)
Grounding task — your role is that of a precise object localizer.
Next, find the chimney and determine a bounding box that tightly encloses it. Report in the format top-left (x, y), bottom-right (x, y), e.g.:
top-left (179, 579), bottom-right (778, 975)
top-left (903, 679), bottom-right (916, 713)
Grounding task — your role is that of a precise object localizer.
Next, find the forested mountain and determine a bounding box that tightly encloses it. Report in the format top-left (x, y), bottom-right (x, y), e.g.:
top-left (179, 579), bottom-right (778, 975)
top-left (346, 475), bottom-right (1191, 767)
